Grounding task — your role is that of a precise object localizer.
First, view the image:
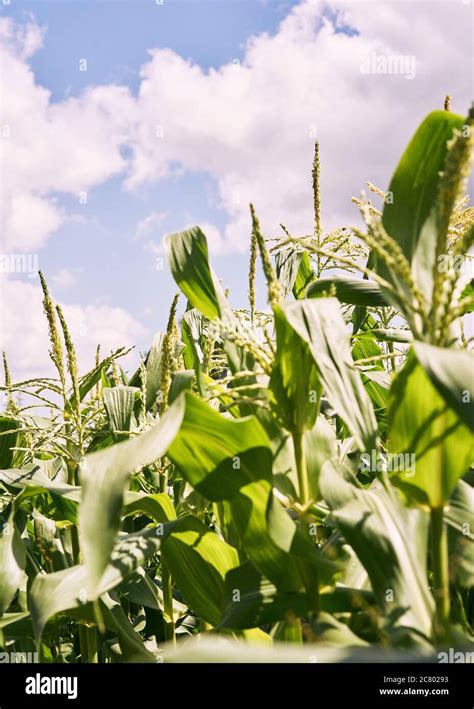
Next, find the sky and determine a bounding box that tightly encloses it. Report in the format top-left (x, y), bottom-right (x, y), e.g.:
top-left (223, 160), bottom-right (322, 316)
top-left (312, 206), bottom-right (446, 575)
top-left (0, 0), bottom-right (472, 381)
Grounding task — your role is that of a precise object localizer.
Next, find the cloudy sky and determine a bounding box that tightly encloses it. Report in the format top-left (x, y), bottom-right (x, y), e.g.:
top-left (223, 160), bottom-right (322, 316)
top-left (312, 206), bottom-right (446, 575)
top-left (0, 0), bottom-right (472, 380)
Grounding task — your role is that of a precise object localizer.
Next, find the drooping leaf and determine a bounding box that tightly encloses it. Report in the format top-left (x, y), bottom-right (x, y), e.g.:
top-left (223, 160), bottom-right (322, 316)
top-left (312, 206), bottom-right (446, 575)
top-left (0, 416), bottom-right (20, 469)
top-left (269, 305), bottom-right (321, 434)
top-left (389, 353), bottom-right (472, 507)
top-left (281, 298), bottom-right (378, 451)
top-left (320, 460), bottom-right (434, 639)
top-left (0, 506), bottom-right (26, 615)
top-left (79, 398), bottom-right (185, 597)
top-left (165, 226), bottom-right (228, 320)
top-left (414, 342), bottom-right (474, 432)
top-left (103, 386), bottom-right (140, 440)
top-left (166, 392), bottom-right (334, 594)
top-left (128, 332), bottom-right (165, 411)
top-left (307, 277), bottom-right (387, 307)
top-left (30, 526), bottom-right (163, 639)
top-left (445, 481), bottom-right (474, 588)
top-left (162, 515), bottom-right (239, 626)
top-left (381, 110), bottom-right (465, 301)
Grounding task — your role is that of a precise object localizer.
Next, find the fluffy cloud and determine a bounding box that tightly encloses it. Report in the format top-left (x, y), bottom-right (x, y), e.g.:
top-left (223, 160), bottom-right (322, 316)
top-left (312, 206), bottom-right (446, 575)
top-left (126, 0), bottom-right (472, 251)
top-left (0, 17), bottom-right (134, 252)
top-left (0, 276), bottom-right (148, 381)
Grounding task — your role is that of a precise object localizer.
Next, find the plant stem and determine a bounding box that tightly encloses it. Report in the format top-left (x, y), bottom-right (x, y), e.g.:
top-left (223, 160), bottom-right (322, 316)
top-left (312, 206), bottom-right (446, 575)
top-left (430, 506), bottom-right (450, 643)
top-left (162, 559), bottom-right (175, 645)
top-left (293, 431), bottom-right (310, 506)
top-left (78, 625), bottom-right (89, 663)
top-left (292, 431), bottom-right (320, 618)
top-left (86, 626), bottom-right (99, 663)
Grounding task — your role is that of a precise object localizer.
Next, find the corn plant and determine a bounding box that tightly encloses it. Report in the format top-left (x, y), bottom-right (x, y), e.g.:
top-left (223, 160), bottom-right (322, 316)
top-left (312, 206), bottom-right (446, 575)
top-left (0, 104), bottom-right (472, 663)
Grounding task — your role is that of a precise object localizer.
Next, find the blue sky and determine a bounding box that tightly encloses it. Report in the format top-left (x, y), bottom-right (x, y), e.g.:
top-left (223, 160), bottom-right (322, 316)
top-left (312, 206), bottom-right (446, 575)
top-left (4, 1), bottom-right (300, 325)
top-left (1, 0), bottom-right (471, 378)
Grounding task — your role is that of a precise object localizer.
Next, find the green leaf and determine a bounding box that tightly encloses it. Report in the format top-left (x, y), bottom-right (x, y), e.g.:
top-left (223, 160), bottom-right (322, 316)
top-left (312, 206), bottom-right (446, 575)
top-left (103, 386), bottom-right (140, 440)
top-left (320, 460), bottom-right (434, 638)
top-left (445, 482), bottom-right (474, 588)
top-left (414, 342), bottom-right (474, 432)
top-left (270, 305), bottom-right (321, 434)
top-left (165, 226), bottom-right (228, 320)
top-left (280, 298), bottom-right (378, 451)
top-left (381, 110), bottom-right (465, 300)
top-left (30, 526), bottom-right (163, 639)
top-left (389, 353), bottom-right (472, 507)
top-left (162, 515), bottom-right (239, 626)
top-left (166, 392), bottom-right (333, 593)
top-left (307, 277), bottom-right (387, 307)
top-left (0, 416), bottom-right (20, 469)
top-left (129, 332), bottom-right (165, 411)
top-left (169, 369), bottom-right (194, 404)
top-left (79, 399), bottom-right (185, 597)
top-left (124, 492), bottom-right (176, 523)
top-left (220, 561), bottom-right (310, 629)
top-left (69, 348), bottom-right (129, 409)
top-left (0, 506), bottom-right (26, 615)
top-left (275, 249), bottom-right (314, 300)
top-left (293, 251), bottom-right (315, 299)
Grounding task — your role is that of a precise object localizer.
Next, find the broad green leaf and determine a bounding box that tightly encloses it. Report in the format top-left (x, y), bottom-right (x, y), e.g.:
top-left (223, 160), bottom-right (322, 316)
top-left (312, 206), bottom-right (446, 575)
top-left (414, 342), bottom-right (474, 432)
top-left (0, 416), bottom-right (20, 469)
top-left (79, 398), bottom-right (185, 597)
top-left (165, 226), bottom-right (228, 320)
top-left (320, 460), bottom-right (434, 638)
top-left (389, 354), bottom-right (472, 507)
top-left (166, 392), bottom-right (333, 593)
top-left (293, 251), bottom-right (314, 299)
top-left (169, 369), bottom-right (194, 404)
top-left (304, 416), bottom-right (338, 500)
top-left (275, 249), bottom-right (314, 300)
top-left (0, 466), bottom-right (80, 523)
top-left (269, 305), bottom-right (321, 434)
top-left (162, 515), bottom-right (239, 626)
top-left (0, 506), bottom-right (26, 615)
top-left (281, 298), bottom-right (378, 451)
top-left (103, 386), bottom-right (139, 440)
top-left (381, 110), bottom-right (465, 300)
top-left (124, 492), bottom-right (176, 523)
top-left (307, 277), bottom-right (387, 307)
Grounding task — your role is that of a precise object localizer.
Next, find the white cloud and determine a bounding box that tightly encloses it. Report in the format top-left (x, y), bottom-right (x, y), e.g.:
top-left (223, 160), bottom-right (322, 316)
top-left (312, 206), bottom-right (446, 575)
top-left (52, 268), bottom-right (77, 288)
top-left (125, 0), bottom-right (472, 252)
top-left (133, 211), bottom-right (166, 241)
top-left (0, 276), bottom-right (148, 381)
top-left (0, 17), bottom-right (134, 253)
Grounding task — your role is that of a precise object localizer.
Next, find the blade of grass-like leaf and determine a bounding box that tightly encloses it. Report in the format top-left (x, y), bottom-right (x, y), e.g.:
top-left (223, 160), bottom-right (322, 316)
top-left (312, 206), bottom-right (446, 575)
top-left (320, 460), bottom-right (434, 638)
top-left (414, 342), bottom-right (474, 432)
top-left (79, 397), bottom-right (185, 598)
top-left (161, 515), bottom-right (239, 626)
top-left (282, 298), bottom-right (378, 451)
top-left (307, 277), bottom-right (387, 307)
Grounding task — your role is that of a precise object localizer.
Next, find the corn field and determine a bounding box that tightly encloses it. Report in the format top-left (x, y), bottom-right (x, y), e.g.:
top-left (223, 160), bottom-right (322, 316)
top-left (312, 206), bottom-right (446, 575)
top-left (0, 104), bottom-right (473, 665)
